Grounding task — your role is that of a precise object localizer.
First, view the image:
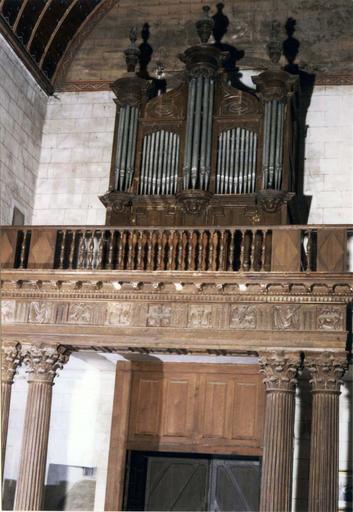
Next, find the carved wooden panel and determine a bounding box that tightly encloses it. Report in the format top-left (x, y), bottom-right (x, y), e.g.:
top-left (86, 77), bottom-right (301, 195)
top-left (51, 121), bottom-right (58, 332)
top-left (128, 363), bottom-right (265, 454)
top-left (27, 229), bottom-right (57, 269)
top-left (0, 229), bottom-right (17, 268)
top-left (317, 229), bottom-right (346, 272)
top-left (271, 230), bottom-right (301, 271)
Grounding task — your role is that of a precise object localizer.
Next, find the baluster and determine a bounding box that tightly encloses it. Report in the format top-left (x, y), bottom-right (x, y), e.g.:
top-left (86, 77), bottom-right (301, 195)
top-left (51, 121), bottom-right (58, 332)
top-left (68, 230), bottom-right (76, 269)
top-left (197, 230), bottom-right (203, 271)
top-left (87, 232), bottom-right (95, 269)
top-left (117, 231), bottom-right (125, 270)
top-left (249, 230), bottom-right (256, 271)
top-left (306, 229), bottom-right (313, 271)
top-left (187, 231), bottom-right (193, 270)
top-left (261, 229), bottom-right (268, 271)
top-left (161, 231), bottom-right (168, 270)
top-left (156, 231), bottom-right (163, 270)
top-left (107, 230), bottom-right (115, 270)
top-left (126, 232), bottom-right (133, 270)
top-left (201, 231), bottom-right (208, 271)
top-left (59, 230), bottom-right (67, 269)
top-left (208, 230), bottom-right (215, 271)
top-left (146, 231), bottom-right (153, 271)
top-left (243, 230), bottom-right (250, 271)
top-left (180, 231), bottom-right (187, 271)
top-left (136, 231), bottom-right (143, 270)
top-left (97, 231), bottom-right (104, 269)
top-left (78, 232), bottom-right (86, 269)
top-left (218, 230), bottom-right (226, 271)
top-left (167, 230), bottom-right (174, 270)
top-left (19, 230), bottom-right (28, 269)
top-left (239, 229), bottom-right (246, 271)
top-left (228, 229), bottom-right (236, 271)
top-left (211, 231), bottom-right (219, 271)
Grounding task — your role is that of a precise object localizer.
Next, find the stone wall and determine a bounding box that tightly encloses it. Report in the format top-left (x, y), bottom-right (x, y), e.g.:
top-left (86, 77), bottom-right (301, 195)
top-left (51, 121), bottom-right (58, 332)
top-left (32, 84), bottom-right (353, 226)
top-left (0, 35), bottom-right (47, 225)
top-left (32, 91), bottom-right (114, 225)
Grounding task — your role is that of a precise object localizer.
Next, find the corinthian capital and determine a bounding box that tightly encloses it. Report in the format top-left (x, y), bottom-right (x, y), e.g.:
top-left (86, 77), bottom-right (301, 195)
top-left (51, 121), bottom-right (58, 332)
top-left (22, 345), bottom-right (71, 384)
top-left (305, 351), bottom-right (348, 393)
top-left (1, 342), bottom-right (22, 384)
top-left (258, 350), bottom-right (302, 392)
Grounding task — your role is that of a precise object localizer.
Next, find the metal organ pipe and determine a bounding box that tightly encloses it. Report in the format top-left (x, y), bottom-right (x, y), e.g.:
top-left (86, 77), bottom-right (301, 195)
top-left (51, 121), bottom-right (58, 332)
top-left (262, 100), bottom-right (284, 190)
top-left (216, 127), bottom-right (258, 194)
top-left (114, 105), bottom-right (139, 191)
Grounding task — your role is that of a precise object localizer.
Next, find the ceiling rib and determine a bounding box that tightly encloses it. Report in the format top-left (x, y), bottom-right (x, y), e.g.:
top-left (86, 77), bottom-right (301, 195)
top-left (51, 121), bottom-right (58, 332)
top-left (39, 0), bottom-right (78, 68)
top-left (12, 0), bottom-right (29, 32)
top-left (26, 0), bottom-right (53, 52)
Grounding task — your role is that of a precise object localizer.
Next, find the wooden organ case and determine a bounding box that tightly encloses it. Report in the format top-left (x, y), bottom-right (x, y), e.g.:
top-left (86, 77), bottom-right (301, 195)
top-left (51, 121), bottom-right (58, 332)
top-left (100, 10), bottom-right (299, 227)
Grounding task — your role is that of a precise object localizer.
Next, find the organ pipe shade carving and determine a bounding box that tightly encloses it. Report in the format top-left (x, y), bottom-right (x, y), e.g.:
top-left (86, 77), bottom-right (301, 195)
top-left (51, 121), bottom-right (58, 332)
top-left (115, 105), bottom-right (139, 192)
top-left (216, 128), bottom-right (257, 194)
top-left (183, 77), bottom-right (215, 190)
top-left (262, 100), bottom-right (285, 190)
top-left (139, 131), bottom-right (179, 195)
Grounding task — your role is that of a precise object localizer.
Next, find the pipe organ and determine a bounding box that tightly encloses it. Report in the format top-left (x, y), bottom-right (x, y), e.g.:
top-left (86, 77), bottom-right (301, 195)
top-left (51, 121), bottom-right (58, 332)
top-left (100, 7), bottom-right (299, 226)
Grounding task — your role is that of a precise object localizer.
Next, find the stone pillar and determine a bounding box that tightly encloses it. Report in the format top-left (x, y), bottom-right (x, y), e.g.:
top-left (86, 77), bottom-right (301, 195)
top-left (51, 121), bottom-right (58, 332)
top-left (14, 345), bottom-right (70, 511)
top-left (1, 342), bottom-right (21, 478)
top-left (306, 351), bottom-right (348, 512)
top-left (258, 350), bottom-right (301, 512)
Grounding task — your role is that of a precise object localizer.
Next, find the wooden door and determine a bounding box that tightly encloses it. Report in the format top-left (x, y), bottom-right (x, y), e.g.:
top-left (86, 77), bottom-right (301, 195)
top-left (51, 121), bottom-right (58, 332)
top-left (145, 456), bottom-right (209, 511)
top-left (209, 460), bottom-right (261, 511)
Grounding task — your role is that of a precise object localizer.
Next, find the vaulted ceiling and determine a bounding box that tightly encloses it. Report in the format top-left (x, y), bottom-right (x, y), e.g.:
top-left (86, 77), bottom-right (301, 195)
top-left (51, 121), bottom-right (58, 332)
top-left (0, 0), bottom-right (116, 93)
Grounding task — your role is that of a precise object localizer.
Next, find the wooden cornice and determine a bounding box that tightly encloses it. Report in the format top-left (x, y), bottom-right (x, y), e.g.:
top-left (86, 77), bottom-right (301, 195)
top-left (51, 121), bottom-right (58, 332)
top-left (0, 15), bottom-right (54, 95)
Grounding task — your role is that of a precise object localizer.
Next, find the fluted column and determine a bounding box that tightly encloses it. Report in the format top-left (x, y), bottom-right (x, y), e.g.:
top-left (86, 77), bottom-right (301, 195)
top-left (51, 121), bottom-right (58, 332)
top-left (306, 351), bottom-right (348, 512)
top-left (1, 342), bottom-right (22, 478)
top-left (14, 345), bottom-right (70, 511)
top-left (258, 350), bottom-right (301, 512)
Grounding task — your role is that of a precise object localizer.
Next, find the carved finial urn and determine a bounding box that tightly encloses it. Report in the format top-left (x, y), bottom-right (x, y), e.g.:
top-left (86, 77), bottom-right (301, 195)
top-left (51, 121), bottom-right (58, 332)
top-left (196, 5), bottom-right (214, 44)
top-left (124, 26), bottom-right (140, 73)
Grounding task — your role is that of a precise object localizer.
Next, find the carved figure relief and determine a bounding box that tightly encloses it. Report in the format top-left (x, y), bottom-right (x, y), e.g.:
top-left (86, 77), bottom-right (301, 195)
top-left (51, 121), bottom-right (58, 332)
top-left (29, 302), bottom-right (53, 324)
top-left (68, 303), bottom-right (93, 324)
top-left (189, 305), bottom-right (212, 328)
top-left (1, 300), bottom-right (16, 323)
top-left (317, 307), bottom-right (343, 331)
top-left (273, 305), bottom-right (300, 330)
top-left (230, 305), bottom-right (257, 329)
top-left (107, 303), bottom-right (132, 326)
top-left (147, 304), bottom-right (172, 327)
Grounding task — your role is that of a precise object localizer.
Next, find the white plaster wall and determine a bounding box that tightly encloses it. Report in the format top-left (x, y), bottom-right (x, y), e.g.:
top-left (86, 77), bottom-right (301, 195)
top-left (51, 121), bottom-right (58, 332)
top-left (0, 35), bottom-right (47, 225)
top-left (3, 353), bottom-right (117, 511)
top-left (31, 84), bottom-right (353, 226)
top-left (32, 91), bottom-right (115, 226)
top-left (304, 85), bottom-right (353, 224)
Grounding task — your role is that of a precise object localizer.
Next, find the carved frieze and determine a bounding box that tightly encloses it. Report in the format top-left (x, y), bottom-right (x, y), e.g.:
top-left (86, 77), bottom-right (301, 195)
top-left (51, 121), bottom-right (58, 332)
top-left (230, 305), bottom-right (257, 329)
top-left (188, 305), bottom-right (213, 328)
top-left (147, 305), bottom-right (172, 327)
top-left (1, 299), bottom-right (347, 334)
top-left (273, 305), bottom-right (300, 330)
top-left (317, 307), bottom-right (344, 331)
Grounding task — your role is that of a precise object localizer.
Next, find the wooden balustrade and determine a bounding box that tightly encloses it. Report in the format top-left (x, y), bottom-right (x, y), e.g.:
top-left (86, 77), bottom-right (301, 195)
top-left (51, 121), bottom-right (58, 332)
top-left (0, 226), bottom-right (351, 273)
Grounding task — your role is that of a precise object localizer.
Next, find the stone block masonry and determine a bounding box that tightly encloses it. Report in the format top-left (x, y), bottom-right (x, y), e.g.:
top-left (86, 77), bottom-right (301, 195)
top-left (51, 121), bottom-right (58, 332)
top-left (32, 91), bottom-right (115, 225)
top-left (0, 35), bottom-right (47, 225)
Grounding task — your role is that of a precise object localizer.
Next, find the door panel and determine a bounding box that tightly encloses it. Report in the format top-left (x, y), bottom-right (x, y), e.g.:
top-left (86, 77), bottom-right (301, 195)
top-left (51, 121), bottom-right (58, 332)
top-left (145, 457), bottom-right (209, 511)
top-left (210, 460), bottom-right (260, 512)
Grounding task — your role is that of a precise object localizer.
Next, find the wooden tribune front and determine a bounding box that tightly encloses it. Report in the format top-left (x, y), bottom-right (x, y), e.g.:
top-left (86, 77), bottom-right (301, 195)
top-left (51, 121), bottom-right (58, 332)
top-left (105, 361), bottom-right (265, 511)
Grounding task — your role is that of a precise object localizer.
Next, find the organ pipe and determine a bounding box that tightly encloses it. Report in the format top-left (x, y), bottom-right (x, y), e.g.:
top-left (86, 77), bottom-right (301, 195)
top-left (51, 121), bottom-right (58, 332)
top-left (216, 128), bottom-right (258, 194)
top-left (114, 105), bottom-right (139, 192)
top-left (262, 100), bottom-right (285, 190)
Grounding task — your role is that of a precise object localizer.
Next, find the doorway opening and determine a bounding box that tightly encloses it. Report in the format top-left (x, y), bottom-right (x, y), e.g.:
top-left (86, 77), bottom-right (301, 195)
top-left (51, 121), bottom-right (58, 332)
top-left (124, 451), bottom-right (261, 511)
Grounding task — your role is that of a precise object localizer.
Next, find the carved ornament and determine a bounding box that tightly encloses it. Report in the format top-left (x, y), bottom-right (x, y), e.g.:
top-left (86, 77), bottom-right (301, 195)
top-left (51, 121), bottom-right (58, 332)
top-left (317, 307), bottom-right (343, 331)
top-left (256, 190), bottom-right (290, 213)
top-left (1, 342), bottom-right (22, 384)
top-left (305, 351), bottom-right (348, 393)
top-left (111, 75), bottom-right (149, 107)
top-left (252, 70), bottom-right (298, 102)
top-left (179, 45), bottom-right (226, 79)
top-left (217, 83), bottom-right (261, 117)
top-left (176, 190), bottom-right (212, 214)
top-left (230, 305), bottom-right (256, 329)
top-left (99, 191), bottom-right (132, 213)
top-left (144, 84), bottom-right (186, 120)
top-left (21, 345), bottom-right (71, 384)
top-left (273, 305), bottom-right (300, 330)
top-left (258, 350), bottom-right (302, 392)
